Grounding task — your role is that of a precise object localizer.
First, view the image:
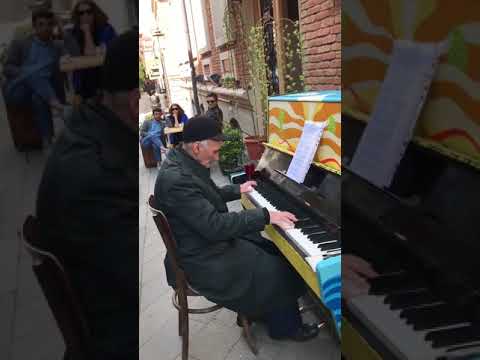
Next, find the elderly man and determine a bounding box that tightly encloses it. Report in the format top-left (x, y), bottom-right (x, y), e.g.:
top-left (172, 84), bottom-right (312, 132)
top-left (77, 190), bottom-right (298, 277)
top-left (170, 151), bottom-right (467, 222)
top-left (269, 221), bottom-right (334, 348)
top-left (154, 115), bottom-right (320, 341)
top-left (36, 30), bottom-right (139, 359)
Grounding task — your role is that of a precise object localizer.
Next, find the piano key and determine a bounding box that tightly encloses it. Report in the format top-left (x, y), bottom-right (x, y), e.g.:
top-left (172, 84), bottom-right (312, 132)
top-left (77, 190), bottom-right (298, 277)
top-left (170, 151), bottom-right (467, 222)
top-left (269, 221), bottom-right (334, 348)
top-left (347, 294), bottom-right (473, 360)
top-left (426, 325), bottom-right (480, 349)
top-left (384, 289), bottom-right (440, 310)
top-left (247, 188), bottom-right (335, 258)
top-left (402, 306), bottom-right (471, 331)
top-left (301, 228), bottom-right (327, 235)
top-left (368, 272), bottom-right (428, 296)
top-left (348, 294), bottom-right (439, 359)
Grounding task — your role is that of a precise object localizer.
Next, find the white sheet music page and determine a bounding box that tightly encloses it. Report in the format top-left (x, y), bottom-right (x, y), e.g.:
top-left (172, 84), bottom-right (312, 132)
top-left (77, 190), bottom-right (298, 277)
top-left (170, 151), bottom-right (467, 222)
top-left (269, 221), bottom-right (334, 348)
top-left (350, 40), bottom-right (441, 188)
top-left (286, 121), bottom-right (326, 184)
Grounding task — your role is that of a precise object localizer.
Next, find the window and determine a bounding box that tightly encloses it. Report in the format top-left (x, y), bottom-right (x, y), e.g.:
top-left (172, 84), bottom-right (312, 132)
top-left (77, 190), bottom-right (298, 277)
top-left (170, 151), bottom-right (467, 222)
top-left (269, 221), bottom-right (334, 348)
top-left (203, 64), bottom-right (211, 76)
top-left (210, 0), bottom-right (227, 46)
top-left (219, 51), bottom-right (235, 77)
top-left (221, 58), bottom-right (231, 73)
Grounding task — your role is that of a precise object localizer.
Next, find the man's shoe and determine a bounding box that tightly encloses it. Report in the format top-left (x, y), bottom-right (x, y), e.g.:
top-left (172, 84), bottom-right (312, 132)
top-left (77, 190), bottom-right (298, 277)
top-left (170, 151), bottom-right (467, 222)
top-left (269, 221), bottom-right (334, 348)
top-left (289, 323), bottom-right (321, 342)
top-left (269, 323), bottom-right (321, 342)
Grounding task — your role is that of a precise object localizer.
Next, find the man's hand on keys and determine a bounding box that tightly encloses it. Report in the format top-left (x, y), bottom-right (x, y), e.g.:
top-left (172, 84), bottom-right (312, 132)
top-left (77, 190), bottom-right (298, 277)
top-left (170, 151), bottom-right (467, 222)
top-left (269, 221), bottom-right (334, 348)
top-left (269, 211), bottom-right (297, 230)
top-left (240, 180), bottom-right (257, 194)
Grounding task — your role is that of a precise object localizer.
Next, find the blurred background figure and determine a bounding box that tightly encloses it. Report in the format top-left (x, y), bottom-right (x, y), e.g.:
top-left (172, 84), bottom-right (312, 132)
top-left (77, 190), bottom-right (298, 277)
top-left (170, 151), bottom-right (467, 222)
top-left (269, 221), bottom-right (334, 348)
top-left (36, 29), bottom-right (139, 359)
top-left (2, 9), bottom-right (65, 148)
top-left (11, 0), bottom-right (55, 41)
top-left (67, 0), bottom-right (116, 102)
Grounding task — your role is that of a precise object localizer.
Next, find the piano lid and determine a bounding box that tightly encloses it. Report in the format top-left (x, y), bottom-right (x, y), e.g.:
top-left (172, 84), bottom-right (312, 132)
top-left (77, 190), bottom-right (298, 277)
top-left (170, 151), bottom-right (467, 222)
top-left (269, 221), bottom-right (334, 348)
top-left (267, 90), bottom-right (342, 175)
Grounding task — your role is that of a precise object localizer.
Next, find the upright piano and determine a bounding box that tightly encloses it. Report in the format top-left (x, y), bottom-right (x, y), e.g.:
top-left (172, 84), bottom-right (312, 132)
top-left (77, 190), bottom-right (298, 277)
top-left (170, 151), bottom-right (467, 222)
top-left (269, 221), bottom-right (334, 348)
top-left (241, 90), bottom-right (342, 336)
top-left (342, 1), bottom-right (480, 358)
top-left (341, 112), bottom-right (480, 360)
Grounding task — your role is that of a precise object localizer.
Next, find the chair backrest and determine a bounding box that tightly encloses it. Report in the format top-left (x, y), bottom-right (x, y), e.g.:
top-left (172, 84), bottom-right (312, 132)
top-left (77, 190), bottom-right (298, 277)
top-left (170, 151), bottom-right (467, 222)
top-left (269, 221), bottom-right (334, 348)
top-left (147, 195), bottom-right (187, 287)
top-left (22, 215), bottom-right (92, 359)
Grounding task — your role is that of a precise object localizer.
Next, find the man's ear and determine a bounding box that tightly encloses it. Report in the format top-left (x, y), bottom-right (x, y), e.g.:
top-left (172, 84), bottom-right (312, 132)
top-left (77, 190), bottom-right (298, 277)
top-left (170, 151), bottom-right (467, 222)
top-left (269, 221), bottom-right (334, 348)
top-left (191, 142), bottom-right (198, 155)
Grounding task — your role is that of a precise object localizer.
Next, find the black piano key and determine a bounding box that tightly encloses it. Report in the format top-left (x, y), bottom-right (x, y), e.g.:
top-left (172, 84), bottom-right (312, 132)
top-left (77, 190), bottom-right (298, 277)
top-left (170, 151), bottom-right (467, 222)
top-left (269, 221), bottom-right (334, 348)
top-left (309, 233), bottom-right (331, 242)
top-left (426, 324), bottom-right (480, 348)
top-left (294, 220), bottom-right (315, 228)
top-left (401, 304), bottom-right (471, 331)
top-left (315, 241), bottom-right (339, 251)
top-left (301, 227), bottom-right (327, 235)
top-left (384, 290), bottom-right (439, 310)
top-left (368, 272), bottom-right (427, 296)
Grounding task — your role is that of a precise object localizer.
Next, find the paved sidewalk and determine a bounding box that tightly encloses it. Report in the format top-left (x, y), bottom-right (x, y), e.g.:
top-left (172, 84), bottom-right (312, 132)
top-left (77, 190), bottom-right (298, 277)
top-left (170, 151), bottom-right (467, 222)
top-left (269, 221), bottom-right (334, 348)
top-left (0, 106), bottom-right (65, 360)
top-left (139, 149), bottom-right (341, 360)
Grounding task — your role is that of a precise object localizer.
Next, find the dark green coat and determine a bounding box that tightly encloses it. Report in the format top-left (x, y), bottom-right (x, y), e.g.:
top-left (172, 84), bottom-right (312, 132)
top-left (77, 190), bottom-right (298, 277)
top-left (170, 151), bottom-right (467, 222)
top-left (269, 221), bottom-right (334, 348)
top-left (154, 148), bottom-right (305, 316)
top-left (36, 104), bottom-right (138, 359)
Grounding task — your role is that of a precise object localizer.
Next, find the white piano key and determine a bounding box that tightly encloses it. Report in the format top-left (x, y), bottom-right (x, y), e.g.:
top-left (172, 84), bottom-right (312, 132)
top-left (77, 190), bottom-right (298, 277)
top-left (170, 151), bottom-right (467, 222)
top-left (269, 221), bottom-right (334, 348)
top-left (247, 190), bottom-right (337, 259)
top-left (347, 295), bottom-right (473, 360)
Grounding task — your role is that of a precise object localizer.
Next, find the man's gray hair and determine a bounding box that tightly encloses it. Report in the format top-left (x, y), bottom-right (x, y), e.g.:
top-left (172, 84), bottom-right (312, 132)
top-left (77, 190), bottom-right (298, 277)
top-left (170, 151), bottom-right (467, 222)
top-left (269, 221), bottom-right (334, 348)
top-left (183, 140), bottom-right (209, 153)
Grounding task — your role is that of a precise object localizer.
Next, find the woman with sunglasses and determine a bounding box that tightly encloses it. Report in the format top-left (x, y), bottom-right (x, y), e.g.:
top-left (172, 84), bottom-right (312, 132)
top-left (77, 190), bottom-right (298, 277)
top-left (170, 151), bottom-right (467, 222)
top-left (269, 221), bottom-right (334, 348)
top-left (67, 0), bottom-right (117, 101)
top-left (166, 103), bottom-right (189, 147)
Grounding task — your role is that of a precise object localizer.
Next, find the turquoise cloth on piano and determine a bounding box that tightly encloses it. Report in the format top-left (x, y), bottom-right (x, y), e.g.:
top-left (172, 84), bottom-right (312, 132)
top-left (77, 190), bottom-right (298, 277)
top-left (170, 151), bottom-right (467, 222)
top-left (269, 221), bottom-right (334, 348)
top-left (268, 90), bottom-right (341, 103)
top-left (316, 255), bottom-right (341, 335)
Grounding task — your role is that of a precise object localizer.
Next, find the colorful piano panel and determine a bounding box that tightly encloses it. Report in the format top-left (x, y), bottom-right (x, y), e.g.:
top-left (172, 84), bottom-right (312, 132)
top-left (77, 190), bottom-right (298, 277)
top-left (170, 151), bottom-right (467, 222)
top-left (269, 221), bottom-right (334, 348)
top-left (343, 0), bottom-right (480, 169)
top-left (316, 255), bottom-right (341, 336)
top-left (268, 91), bottom-right (342, 174)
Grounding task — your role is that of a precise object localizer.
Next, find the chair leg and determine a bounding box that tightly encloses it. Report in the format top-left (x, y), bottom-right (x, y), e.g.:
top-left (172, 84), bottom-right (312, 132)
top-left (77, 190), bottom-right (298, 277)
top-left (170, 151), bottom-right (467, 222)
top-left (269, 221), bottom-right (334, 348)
top-left (240, 315), bottom-right (258, 355)
top-left (177, 289), bottom-right (189, 360)
top-left (181, 309), bottom-right (189, 360)
top-left (178, 307), bottom-right (183, 336)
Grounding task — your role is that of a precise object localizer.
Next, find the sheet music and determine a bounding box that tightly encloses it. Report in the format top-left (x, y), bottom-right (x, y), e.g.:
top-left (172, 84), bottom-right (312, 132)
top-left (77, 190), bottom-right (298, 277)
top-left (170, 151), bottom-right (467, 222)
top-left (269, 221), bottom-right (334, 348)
top-left (286, 121), bottom-right (326, 184)
top-left (350, 40), bottom-right (441, 188)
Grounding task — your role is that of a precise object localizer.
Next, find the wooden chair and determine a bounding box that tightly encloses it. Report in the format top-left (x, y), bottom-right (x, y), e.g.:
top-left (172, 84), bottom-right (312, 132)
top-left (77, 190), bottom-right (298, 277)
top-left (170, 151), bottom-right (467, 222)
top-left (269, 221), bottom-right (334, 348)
top-left (22, 215), bottom-right (93, 360)
top-left (147, 195), bottom-right (258, 359)
top-left (6, 105), bottom-right (42, 151)
top-left (140, 144), bottom-right (157, 168)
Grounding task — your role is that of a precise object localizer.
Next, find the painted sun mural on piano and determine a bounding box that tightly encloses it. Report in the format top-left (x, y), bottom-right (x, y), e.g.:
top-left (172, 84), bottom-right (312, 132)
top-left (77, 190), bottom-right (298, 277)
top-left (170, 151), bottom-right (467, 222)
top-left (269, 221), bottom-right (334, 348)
top-left (268, 91), bottom-right (341, 174)
top-left (343, 0), bottom-right (480, 169)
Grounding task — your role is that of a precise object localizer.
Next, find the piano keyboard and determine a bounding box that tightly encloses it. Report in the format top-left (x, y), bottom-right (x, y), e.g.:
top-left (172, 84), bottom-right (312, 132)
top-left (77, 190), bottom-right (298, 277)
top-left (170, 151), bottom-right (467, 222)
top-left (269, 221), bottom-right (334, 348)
top-left (247, 181), bottom-right (341, 261)
top-left (245, 180), bottom-right (342, 336)
top-left (347, 271), bottom-right (480, 360)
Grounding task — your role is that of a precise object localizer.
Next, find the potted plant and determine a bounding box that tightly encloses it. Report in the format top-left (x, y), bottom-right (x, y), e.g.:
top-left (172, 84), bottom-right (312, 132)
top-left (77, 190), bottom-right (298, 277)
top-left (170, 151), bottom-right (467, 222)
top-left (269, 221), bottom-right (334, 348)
top-left (222, 75), bottom-right (236, 89)
top-left (219, 125), bottom-right (245, 175)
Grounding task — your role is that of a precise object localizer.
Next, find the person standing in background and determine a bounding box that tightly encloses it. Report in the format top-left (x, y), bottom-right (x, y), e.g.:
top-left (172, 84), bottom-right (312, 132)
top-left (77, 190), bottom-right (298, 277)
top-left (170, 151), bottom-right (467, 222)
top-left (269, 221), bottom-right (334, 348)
top-left (205, 92), bottom-right (223, 128)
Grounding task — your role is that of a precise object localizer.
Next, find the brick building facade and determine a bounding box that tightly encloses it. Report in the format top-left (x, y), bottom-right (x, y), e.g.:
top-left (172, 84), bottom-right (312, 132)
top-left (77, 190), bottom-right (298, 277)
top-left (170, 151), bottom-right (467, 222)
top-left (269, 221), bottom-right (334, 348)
top-left (198, 0), bottom-right (340, 93)
top-left (169, 0), bottom-right (340, 134)
top-left (300, 0), bottom-right (341, 90)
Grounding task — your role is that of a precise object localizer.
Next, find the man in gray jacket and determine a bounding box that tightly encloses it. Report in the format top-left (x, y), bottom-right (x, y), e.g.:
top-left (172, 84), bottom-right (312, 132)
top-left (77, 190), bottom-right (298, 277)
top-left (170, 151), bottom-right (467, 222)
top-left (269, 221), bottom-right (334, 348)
top-left (154, 115), bottom-right (320, 341)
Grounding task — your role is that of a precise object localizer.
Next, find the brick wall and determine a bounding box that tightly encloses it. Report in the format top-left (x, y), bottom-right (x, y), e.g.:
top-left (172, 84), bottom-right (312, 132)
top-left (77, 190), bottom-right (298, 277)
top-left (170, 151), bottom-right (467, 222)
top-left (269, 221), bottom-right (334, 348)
top-left (300, 0), bottom-right (341, 90)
